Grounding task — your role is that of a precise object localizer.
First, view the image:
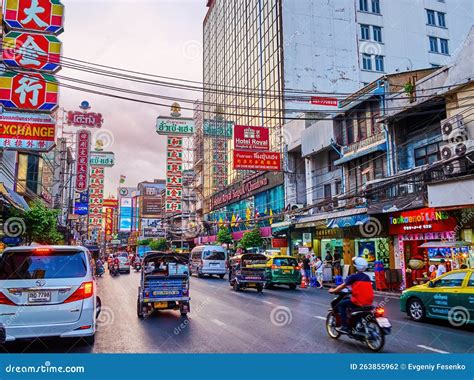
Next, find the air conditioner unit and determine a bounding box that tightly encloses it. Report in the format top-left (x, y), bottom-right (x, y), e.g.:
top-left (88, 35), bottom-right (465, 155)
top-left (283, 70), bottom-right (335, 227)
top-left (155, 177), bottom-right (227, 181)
top-left (440, 114), bottom-right (466, 142)
top-left (441, 139), bottom-right (474, 160)
top-left (288, 203), bottom-right (304, 211)
top-left (443, 159), bottom-right (464, 175)
top-left (399, 183), bottom-right (414, 195)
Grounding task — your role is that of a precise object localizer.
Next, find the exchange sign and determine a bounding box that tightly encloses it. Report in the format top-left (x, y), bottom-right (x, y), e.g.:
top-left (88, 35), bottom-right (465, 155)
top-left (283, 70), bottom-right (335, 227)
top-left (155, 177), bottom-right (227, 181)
top-left (3, 31), bottom-right (62, 72)
top-left (233, 150), bottom-right (281, 171)
top-left (3, 0), bottom-right (65, 35)
top-left (0, 111), bottom-right (55, 151)
top-left (0, 71), bottom-right (59, 112)
top-left (90, 151), bottom-right (115, 167)
top-left (156, 117), bottom-right (195, 136)
top-left (75, 130), bottom-right (91, 192)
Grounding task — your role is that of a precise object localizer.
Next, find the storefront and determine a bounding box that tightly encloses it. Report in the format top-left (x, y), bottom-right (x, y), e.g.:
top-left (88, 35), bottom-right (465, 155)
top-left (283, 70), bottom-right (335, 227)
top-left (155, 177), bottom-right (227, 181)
top-left (389, 207), bottom-right (460, 289)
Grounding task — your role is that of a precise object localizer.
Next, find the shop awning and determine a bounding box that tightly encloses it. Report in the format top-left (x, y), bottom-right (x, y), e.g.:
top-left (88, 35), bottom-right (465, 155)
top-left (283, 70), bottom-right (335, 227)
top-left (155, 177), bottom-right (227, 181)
top-left (334, 143), bottom-right (386, 166)
top-left (295, 207), bottom-right (368, 229)
top-left (327, 213), bottom-right (369, 228)
top-left (271, 221), bottom-right (291, 235)
top-left (0, 183), bottom-right (30, 211)
top-left (419, 241), bottom-right (471, 248)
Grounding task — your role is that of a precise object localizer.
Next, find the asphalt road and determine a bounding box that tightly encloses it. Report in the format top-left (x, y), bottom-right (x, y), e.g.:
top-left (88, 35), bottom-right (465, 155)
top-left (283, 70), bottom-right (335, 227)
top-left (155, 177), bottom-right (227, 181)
top-left (2, 271), bottom-right (473, 354)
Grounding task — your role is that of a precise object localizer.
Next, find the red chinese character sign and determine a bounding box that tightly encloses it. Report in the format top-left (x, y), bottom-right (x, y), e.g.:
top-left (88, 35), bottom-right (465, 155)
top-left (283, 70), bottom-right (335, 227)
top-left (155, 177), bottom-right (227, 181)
top-left (75, 130), bottom-right (91, 192)
top-left (2, 31), bottom-right (62, 72)
top-left (166, 136), bottom-right (183, 214)
top-left (233, 150), bottom-right (281, 171)
top-left (0, 71), bottom-right (59, 111)
top-left (3, 0), bottom-right (65, 35)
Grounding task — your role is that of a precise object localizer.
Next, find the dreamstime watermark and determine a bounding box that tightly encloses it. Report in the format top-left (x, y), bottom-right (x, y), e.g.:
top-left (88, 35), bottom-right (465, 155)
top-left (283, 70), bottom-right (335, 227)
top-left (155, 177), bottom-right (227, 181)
top-left (181, 40), bottom-right (202, 61)
top-left (4, 361), bottom-right (85, 374)
top-left (174, 297), bottom-right (210, 335)
top-left (270, 306), bottom-right (293, 327)
top-left (2, 217), bottom-right (27, 238)
top-left (92, 129), bottom-right (115, 151)
top-left (96, 306), bottom-right (115, 327)
top-left (359, 216), bottom-right (382, 238)
top-left (448, 306), bottom-right (470, 327)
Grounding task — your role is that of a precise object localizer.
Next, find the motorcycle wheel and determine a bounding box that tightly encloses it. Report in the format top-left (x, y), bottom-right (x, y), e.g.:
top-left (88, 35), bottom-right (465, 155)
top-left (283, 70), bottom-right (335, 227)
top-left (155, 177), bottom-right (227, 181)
top-left (233, 282), bottom-right (240, 291)
top-left (137, 300), bottom-right (145, 319)
top-left (365, 321), bottom-right (385, 352)
top-left (326, 312), bottom-right (341, 339)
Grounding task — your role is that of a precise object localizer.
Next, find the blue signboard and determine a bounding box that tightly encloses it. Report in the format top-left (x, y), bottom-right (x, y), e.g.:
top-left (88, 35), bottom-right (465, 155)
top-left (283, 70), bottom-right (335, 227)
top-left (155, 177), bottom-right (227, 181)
top-left (1, 236), bottom-right (23, 246)
top-left (74, 202), bottom-right (89, 215)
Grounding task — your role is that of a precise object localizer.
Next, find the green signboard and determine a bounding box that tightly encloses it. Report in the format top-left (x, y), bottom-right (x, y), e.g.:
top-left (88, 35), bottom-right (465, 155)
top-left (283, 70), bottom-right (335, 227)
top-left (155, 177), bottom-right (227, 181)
top-left (203, 120), bottom-right (233, 137)
top-left (156, 117), bottom-right (195, 135)
top-left (90, 152), bottom-right (115, 167)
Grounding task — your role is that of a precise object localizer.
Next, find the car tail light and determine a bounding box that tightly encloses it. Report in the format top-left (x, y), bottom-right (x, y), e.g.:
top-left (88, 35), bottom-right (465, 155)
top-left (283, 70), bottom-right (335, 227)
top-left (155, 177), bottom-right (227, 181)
top-left (375, 307), bottom-right (385, 317)
top-left (294, 266), bottom-right (301, 271)
top-left (0, 291), bottom-right (16, 306)
top-left (271, 265), bottom-right (278, 270)
top-left (125, 262), bottom-right (130, 266)
top-left (34, 248), bottom-right (51, 254)
top-left (64, 282), bottom-right (94, 304)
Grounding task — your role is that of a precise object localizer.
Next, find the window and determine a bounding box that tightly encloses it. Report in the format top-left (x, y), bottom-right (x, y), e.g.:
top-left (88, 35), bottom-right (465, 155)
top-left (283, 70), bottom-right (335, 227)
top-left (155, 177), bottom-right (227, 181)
top-left (328, 149), bottom-right (339, 172)
top-left (357, 111), bottom-right (367, 140)
top-left (371, 0), bottom-right (380, 14)
top-left (427, 9), bottom-right (436, 25)
top-left (373, 26), bottom-right (382, 42)
top-left (362, 53), bottom-right (372, 70)
top-left (374, 157), bottom-right (384, 179)
top-left (440, 38), bottom-right (449, 54)
top-left (360, 24), bottom-right (370, 40)
top-left (429, 36), bottom-right (438, 53)
top-left (414, 142), bottom-right (440, 167)
top-left (468, 274), bottom-right (474, 287)
top-left (437, 12), bottom-right (446, 27)
top-left (324, 184), bottom-right (332, 199)
top-left (335, 180), bottom-right (342, 195)
top-left (433, 272), bottom-right (466, 287)
top-left (346, 119), bottom-right (355, 145)
top-left (375, 55), bottom-right (384, 72)
top-left (359, 0), bottom-right (369, 12)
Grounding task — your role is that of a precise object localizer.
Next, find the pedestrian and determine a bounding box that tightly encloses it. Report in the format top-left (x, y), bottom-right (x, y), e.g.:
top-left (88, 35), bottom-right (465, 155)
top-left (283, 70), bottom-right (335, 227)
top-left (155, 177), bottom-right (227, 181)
top-left (437, 259), bottom-right (447, 277)
top-left (315, 257), bottom-right (324, 289)
top-left (429, 264), bottom-right (438, 280)
top-left (302, 255), bottom-right (311, 285)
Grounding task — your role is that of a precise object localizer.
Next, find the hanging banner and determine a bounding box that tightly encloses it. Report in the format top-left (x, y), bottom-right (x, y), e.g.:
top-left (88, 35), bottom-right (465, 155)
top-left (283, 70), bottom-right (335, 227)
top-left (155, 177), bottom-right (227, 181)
top-left (0, 71), bottom-right (59, 112)
top-left (75, 130), bottom-right (91, 192)
top-left (2, 31), bottom-right (62, 72)
top-left (310, 96), bottom-right (339, 107)
top-left (0, 111), bottom-right (55, 151)
top-left (66, 111), bottom-right (103, 128)
top-left (234, 125), bottom-right (269, 151)
top-left (3, 0), bottom-right (65, 35)
top-left (233, 150), bottom-right (281, 171)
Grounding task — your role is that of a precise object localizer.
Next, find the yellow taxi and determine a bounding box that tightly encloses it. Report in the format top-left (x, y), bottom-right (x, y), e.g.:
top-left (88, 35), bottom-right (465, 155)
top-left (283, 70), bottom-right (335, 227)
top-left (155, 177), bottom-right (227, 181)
top-left (400, 269), bottom-right (473, 326)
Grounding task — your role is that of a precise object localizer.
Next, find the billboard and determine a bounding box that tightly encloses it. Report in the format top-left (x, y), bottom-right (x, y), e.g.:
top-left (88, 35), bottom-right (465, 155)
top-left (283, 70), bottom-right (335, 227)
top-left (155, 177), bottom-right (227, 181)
top-left (75, 130), bottom-right (91, 192)
top-left (0, 71), bottom-right (59, 112)
top-left (66, 111), bottom-right (103, 128)
top-left (2, 31), bottom-right (62, 72)
top-left (233, 150), bottom-right (281, 171)
top-left (3, 0), bottom-right (65, 35)
top-left (90, 151), bottom-right (115, 167)
top-left (234, 125), bottom-right (269, 151)
top-left (119, 197), bottom-right (132, 232)
top-left (156, 117), bottom-right (195, 135)
top-left (142, 197), bottom-right (163, 218)
top-left (0, 111), bottom-right (55, 151)
top-left (203, 120), bottom-right (233, 137)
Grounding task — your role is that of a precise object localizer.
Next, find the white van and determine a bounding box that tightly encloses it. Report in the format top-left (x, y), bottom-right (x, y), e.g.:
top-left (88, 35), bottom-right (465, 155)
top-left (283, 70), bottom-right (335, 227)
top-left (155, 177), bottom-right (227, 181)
top-left (190, 245), bottom-right (227, 278)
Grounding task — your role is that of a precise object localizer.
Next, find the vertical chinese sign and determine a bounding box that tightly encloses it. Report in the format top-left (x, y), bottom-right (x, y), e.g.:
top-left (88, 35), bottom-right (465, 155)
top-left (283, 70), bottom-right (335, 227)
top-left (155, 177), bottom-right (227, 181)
top-left (103, 199), bottom-right (118, 242)
top-left (166, 136), bottom-right (183, 213)
top-left (88, 167), bottom-right (105, 234)
top-left (0, 0), bottom-right (64, 152)
top-left (75, 130), bottom-right (90, 192)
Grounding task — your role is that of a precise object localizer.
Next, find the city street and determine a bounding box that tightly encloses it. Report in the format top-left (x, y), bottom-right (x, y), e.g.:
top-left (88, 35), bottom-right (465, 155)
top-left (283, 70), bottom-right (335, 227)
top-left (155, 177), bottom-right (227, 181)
top-left (2, 273), bottom-right (473, 354)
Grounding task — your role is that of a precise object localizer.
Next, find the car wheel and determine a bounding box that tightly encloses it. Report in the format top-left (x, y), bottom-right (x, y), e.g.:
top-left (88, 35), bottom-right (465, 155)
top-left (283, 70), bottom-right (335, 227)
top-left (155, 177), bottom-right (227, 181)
top-left (408, 298), bottom-right (426, 322)
top-left (264, 282), bottom-right (273, 289)
top-left (256, 284), bottom-right (263, 293)
top-left (82, 334), bottom-right (95, 346)
top-left (137, 300), bottom-right (145, 319)
top-left (219, 274), bottom-right (225, 279)
top-left (289, 284), bottom-right (297, 290)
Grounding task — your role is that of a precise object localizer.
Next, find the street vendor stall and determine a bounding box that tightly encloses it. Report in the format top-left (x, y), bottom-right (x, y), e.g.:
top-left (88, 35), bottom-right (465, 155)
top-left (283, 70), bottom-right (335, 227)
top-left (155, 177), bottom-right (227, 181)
top-left (419, 241), bottom-right (472, 269)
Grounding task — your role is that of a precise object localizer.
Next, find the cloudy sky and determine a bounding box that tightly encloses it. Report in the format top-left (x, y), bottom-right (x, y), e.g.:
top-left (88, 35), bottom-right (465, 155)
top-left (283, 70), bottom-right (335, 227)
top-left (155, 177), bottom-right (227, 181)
top-left (60, 0), bottom-right (206, 197)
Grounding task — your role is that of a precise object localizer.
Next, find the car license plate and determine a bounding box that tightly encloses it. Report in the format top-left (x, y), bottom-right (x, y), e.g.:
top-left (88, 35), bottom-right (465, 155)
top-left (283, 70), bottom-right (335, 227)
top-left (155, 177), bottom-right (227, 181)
top-left (210, 263), bottom-right (220, 267)
top-left (283, 270), bottom-right (290, 274)
top-left (154, 302), bottom-right (168, 309)
top-left (28, 291), bottom-right (51, 303)
top-left (248, 283), bottom-right (256, 287)
top-left (376, 317), bottom-right (391, 328)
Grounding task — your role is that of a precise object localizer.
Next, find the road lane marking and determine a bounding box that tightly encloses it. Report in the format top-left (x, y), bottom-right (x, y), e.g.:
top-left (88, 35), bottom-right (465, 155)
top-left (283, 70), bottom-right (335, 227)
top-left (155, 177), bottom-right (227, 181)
top-left (262, 301), bottom-right (274, 305)
top-left (416, 345), bottom-right (449, 354)
top-left (314, 316), bottom-right (326, 320)
top-left (211, 318), bottom-right (226, 327)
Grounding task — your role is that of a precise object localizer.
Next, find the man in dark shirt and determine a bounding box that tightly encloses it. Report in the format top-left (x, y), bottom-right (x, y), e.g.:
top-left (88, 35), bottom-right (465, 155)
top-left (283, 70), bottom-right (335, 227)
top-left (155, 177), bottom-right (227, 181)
top-left (302, 256), bottom-right (311, 285)
top-left (329, 257), bottom-right (374, 333)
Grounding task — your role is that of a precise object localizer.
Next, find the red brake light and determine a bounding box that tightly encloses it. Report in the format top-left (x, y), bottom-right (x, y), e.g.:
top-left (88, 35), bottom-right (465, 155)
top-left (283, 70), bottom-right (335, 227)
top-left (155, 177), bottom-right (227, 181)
top-left (271, 265), bottom-right (278, 270)
top-left (295, 266), bottom-right (301, 271)
top-left (375, 307), bottom-right (385, 317)
top-left (35, 248), bottom-right (51, 254)
top-left (64, 282), bottom-right (94, 304)
top-left (0, 291), bottom-right (16, 306)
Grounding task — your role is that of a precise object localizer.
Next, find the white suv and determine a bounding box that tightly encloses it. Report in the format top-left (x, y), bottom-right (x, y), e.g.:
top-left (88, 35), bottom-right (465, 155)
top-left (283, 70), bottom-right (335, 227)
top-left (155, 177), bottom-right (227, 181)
top-left (0, 246), bottom-right (99, 345)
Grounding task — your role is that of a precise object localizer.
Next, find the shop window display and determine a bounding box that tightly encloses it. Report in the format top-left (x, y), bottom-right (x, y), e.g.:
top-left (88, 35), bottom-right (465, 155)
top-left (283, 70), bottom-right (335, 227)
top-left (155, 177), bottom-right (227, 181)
top-left (355, 238), bottom-right (390, 271)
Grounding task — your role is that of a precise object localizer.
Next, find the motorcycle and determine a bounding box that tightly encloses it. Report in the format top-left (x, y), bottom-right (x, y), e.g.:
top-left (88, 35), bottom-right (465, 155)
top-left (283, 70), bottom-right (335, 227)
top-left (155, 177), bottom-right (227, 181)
top-left (134, 262), bottom-right (142, 272)
top-left (325, 289), bottom-right (391, 352)
top-left (96, 265), bottom-right (105, 277)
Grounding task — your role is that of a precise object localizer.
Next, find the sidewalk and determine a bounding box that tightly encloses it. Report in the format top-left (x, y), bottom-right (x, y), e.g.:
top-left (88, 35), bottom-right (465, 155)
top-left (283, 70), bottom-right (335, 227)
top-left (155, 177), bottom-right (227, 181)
top-left (301, 281), bottom-right (402, 298)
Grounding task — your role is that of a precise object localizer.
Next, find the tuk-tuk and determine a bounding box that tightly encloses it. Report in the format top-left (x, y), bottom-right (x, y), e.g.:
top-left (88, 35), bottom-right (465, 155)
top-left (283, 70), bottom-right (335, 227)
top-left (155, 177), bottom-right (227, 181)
top-left (137, 251), bottom-right (190, 318)
top-left (228, 253), bottom-right (267, 292)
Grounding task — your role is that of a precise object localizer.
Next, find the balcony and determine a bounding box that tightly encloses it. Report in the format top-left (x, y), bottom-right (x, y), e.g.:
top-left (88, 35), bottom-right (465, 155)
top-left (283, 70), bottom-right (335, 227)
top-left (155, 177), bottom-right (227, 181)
top-left (335, 132), bottom-right (387, 166)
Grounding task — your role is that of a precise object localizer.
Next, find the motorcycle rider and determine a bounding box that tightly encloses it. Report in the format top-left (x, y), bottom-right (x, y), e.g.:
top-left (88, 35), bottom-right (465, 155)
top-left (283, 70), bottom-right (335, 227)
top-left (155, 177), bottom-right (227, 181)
top-left (112, 254), bottom-right (120, 274)
top-left (329, 257), bottom-right (374, 333)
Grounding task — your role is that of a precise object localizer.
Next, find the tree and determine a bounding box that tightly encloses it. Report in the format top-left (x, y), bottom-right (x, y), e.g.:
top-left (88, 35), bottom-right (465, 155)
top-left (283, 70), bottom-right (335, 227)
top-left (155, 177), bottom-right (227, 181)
top-left (9, 201), bottom-right (64, 245)
top-left (239, 228), bottom-right (263, 250)
top-left (149, 238), bottom-right (168, 251)
top-left (216, 227), bottom-right (233, 247)
top-left (138, 239), bottom-right (151, 246)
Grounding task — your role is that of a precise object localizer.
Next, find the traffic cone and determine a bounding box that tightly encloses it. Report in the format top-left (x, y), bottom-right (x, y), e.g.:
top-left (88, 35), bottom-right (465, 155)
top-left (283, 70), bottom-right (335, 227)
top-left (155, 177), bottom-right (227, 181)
top-left (300, 277), bottom-right (306, 289)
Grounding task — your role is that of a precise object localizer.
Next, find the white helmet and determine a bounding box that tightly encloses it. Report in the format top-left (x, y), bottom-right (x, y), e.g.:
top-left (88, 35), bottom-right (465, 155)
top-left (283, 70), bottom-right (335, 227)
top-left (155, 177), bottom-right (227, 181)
top-left (353, 257), bottom-right (368, 272)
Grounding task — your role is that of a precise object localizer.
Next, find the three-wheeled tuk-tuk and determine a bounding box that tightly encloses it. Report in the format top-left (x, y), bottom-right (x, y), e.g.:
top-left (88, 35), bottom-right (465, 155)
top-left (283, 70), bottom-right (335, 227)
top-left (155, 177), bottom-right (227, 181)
top-left (229, 253), bottom-right (267, 292)
top-left (137, 252), bottom-right (190, 318)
